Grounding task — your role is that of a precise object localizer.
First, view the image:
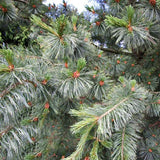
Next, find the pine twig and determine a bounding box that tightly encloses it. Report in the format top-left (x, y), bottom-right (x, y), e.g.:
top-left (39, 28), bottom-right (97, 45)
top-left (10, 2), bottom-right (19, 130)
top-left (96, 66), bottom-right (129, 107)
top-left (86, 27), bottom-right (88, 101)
top-left (0, 80), bottom-right (37, 98)
top-left (98, 98), bottom-right (128, 120)
top-left (0, 82), bottom-right (22, 98)
top-left (91, 42), bottom-right (134, 56)
top-left (0, 126), bottom-right (13, 139)
top-left (25, 55), bottom-right (55, 66)
top-left (121, 127), bottom-right (126, 160)
top-left (13, 0), bottom-right (29, 4)
top-left (150, 91), bottom-right (160, 94)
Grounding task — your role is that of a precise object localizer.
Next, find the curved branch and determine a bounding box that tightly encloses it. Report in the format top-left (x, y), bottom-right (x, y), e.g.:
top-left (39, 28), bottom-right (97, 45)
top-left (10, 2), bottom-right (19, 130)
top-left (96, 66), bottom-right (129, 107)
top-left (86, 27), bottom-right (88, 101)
top-left (150, 91), bottom-right (160, 94)
top-left (25, 55), bottom-right (55, 66)
top-left (13, 0), bottom-right (29, 4)
top-left (91, 42), bottom-right (134, 56)
top-left (0, 126), bottom-right (13, 139)
top-left (0, 80), bottom-right (36, 98)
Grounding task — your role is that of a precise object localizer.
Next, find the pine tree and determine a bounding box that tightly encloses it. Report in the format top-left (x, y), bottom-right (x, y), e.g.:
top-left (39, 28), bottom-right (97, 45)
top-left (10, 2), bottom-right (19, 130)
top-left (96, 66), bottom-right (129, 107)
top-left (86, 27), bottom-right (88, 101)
top-left (0, 0), bottom-right (160, 160)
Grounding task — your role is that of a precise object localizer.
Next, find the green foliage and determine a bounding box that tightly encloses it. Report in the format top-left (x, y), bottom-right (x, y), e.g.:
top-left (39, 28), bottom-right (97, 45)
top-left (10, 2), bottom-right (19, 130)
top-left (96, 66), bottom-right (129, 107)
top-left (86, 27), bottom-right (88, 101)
top-left (130, 79), bottom-right (136, 87)
top-left (89, 76), bottom-right (112, 100)
top-left (0, 49), bottom-right (14, 65)
top-left (24, 154), bottom-right (35, 160)
top-left (157, 0), bottom-right (160, 9)
top-left (21, 119), bottom-right (32, 126)
top-left (138, 123), bottom-right (160, 160)
top-left (77, 58), bottom-right (86, 71)
top-left (105, 15), bottom-right (128, 27)
top-left (105, 5), bottom-right (157, 50)
top-left (0, 0), bottom-right (17, 22)
top-left (56, 14), bottom-right (69, 37)
top-left (64, 122), bottom-right (96, 160)
top-left (146, 93), bottom-right (160, 117)
top-left (31, 15), bottom-right (59, 37)
top-left (118, 76), bottom-right (125, 83)
top-left (112, 120), bottom-right (141, 160)
top-left (13, 25), bottom-right (31, 46)
top-left (26, 0), bottom-right (44, 14)
top-left (0, 32), bottom-right (3, 42)
top-left (0, 0), bottom-right (160, 160)
top-left (71, 15), bottom-right (78, 25)
top-left (126, 5), bottom-right (135, 23)
top-left (140, 0), bottom-right (160, 21)
top-left (100, 139), bottom-right (112, 149)
top-left (49, 66), bottom-right (93, 99)
top-left (31, 14), bottom-right (91, 59)
top-left (0, 64), bottom-right (10, 73)
top-left (90, 140), bottom-right (99, 160)
top-left (64, 78), bottom-right (148, 159)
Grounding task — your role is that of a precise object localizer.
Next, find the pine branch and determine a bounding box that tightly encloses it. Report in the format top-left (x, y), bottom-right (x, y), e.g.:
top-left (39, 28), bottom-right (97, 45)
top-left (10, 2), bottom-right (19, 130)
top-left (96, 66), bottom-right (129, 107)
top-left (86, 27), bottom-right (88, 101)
top-left (13, 0), bottom-right (29, 4)
top-left (150, 91), bottom-right (160, 94)
top-left (0, 80), bottom-right (36, 98)
top-left (121, 127), bottom-right (125, 160)
top-left (0, 126), bottom-right (13, 139)
top-left (90, 140), bottom-right (99, 160)
top-left (112, 119), bottom-right (141, 160)
top-left (0, 82), bottom-right (22, 98)
top-left (98, 97), bottom-right (128, 120)
top-left (65, 122), bottom-right (96, 160)
top-left (91, 42), bottom-right (133, 56)
top-left (25, 55), bottom-right (55, 66)
top-left (31, 15), bottom-right (60, 38)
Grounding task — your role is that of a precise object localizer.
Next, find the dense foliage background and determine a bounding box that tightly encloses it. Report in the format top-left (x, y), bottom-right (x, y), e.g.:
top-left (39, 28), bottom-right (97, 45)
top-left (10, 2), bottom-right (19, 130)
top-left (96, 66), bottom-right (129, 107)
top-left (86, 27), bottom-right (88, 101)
top-left (0, 0), bottom-right (160, 160)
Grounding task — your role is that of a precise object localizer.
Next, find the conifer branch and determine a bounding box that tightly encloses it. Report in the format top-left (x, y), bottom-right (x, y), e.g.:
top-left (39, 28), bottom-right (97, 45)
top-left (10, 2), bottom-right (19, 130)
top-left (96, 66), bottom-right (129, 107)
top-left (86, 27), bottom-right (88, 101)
top-left (91, 42), bottom-right (133, 56)
top-left (150, 91), bottom-right (160, 94)
top-left (0, 126), bottom-right (13, 139)
top-left (121, 127), bottom-right (125, 160)
top-left (0, 80), bottom-right (36, 98)
top-left (0, 82), bottom-right (22, 98)
top-left (31, 15), bottom-right (60, 38)
top-left (25, 55), bottom-right (55, 66)
top-left (65, 122), bottom-right (96, 160)
top-left (98, 97), bottom-right (128, 120)
top-left (13, 0), bottom-right (29, 4)
top-left (0, 0), bottom-right (159, 159)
